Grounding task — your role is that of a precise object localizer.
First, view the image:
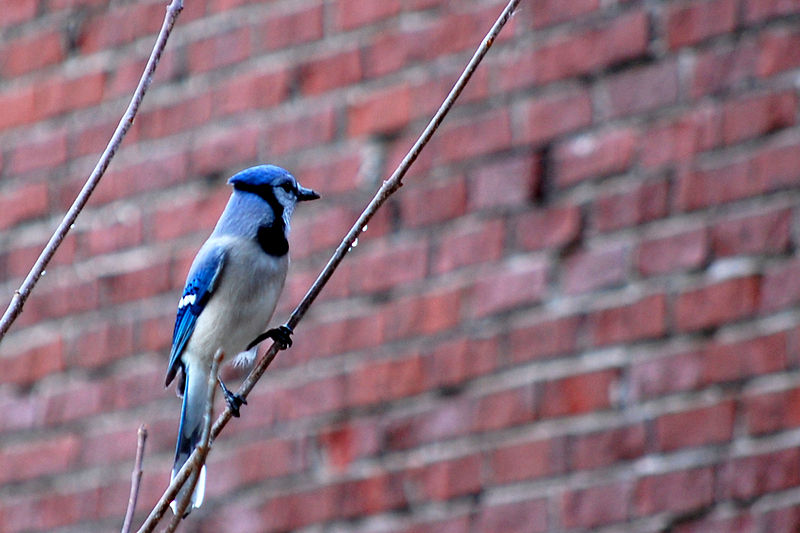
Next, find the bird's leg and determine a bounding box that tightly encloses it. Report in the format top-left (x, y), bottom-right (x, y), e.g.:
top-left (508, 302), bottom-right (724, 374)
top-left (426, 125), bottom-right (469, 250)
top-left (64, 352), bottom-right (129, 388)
top-left (217, 376), bottom-right (247, 417)
top-left (246, 324), bottom-right (294, 351)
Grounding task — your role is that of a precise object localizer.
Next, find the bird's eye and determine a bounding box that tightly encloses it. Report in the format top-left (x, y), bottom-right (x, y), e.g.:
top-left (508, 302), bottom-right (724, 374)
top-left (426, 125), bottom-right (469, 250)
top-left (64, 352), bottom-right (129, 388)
top-left (280, 182), bottom-right (293, 193)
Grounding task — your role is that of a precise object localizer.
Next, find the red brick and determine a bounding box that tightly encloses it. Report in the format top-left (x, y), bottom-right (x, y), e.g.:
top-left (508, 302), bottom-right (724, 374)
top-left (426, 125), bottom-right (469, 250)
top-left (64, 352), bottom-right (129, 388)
top-left (83, 212), bottom-right (143, 256)
top-left (563, 243), bottom-right (630, 295)
top-left (720, 449), bottom-right (800, 500)
top-left (0, 0), bottom-right (37, 27)
top-left (744, 0), bottom-right (800, 22)
top-left (516, 204), bottom-right (582, 251)
top-left (435, 109), bottom-right (511, 163)
top-left (757, 27), bottom-right (800, 76)
top-left (433, 218), bottom-right (504, 274)
top-left (675, 159), bottom-right (759, 211)
top-left (348, 83), bottom-right (411, 136)
top-left (426, 336), bottom-right (500, 388)
top-left (636, 227), bottom-right (708, 276)
top-left (744, 386), bottom-right (800, 435)
top-left (139, 94), bottom-right (213, 140)
top-left (518, 88), bottom-right (592, 146)
top-left (656, 401), bottom-right (735, 451)
top-left (475, 499), bottom-right (548, 533)
top-left (101, 261), bottom-right (172, 304)
top-left (471, 257), bottom-right (548, 317)
top-left (300, 48), bottom-right (362, 95)
top-left (554, 127), bottom-right (638, 187)
top-left (675, 514), bottom-right (755, 533)
top-left (351, 240), bottom-right (428, 293)
top-left (263, 106), bottom-right (337, 155)
top-left (561, 481), bottom-right (631, 528)
top-left (594, 179), bottom-right (669, 231)
top-left (414, 454), bottom-right (482, 501)
top-left (66, 321), bottom-right (134, 369)
top-left (570, 424), bottom-right (647, 470)
top-left (540, 369), bottom-right (618, 418)
top-left (209, 438), bottom-right (303, 495)
top-left (489, 438), bottom-right (558, 483)
top-left (529, 0), bottom-right (600, 28)
top-left (319, 420), bottom-right (381, 471)
top-left (335, 0), bottom-right (401, 30)
top-left (385, 399), bottom-right (475, 450)
top-left (383, 288), bottom-right (463, 340)
top-left (691, 41), bottom-right (758, 98)
top-left (0, 336), bottom-right (66, 386)
top-left (666, 0), bottom-right (738, 49)
top-left (348, 353), bottom-right (428, 406)
top-left (530, 10), bottom-right (649, 84)
top-left (78, 3), bottom-right (165, 52)
top-left (600, 61), bottom-right (680, 119)
top-left (631, 349), bottom-right (705, 399)
top-left (212, 68), bottom-right (290, 117)
top-left (415, 4), bottom-right (517, 61)
top-left (674, 276), bottom-right (760, 331)
top-left (261, 486), bottom-right (339, 530)
top-left (473, 385), bottom-right (536, 432)
top-left (721, 90), bottom-right (797, 145)
top-left (256, 3), bottom-right (323, 50)
top-left (10, 130), bottom-right (68, 174)
top-left (400, 175), bottom-right (467, 228)
top-left (0, 181), bottom-right (49, 229)
top-left (277, 375), bottom-right (347, 420)
top-left (635, 468), bottom-right (714, 515)
top-left (1, 30), bottom-right (64, 77)
top-left (711, 207), bottom-right (792, 257)
top-left (0, 84), bottom-right (36, 130)
top-left (0, 434), bottom-right (80, 484)
top-left (509, 315), bottom-right (580, 363)
top-left (664, 93), bottom-right (709, 144)
top-left (468, 154), bottom-right (539, 210)
top-left (705, 331), bottom-right (788, 383)
top-left (750, 138), bottom-right (800, 190)
top-left (589, 294), bottom-right (667, 346)
top-left (762, 258), bottom-right (800, 312)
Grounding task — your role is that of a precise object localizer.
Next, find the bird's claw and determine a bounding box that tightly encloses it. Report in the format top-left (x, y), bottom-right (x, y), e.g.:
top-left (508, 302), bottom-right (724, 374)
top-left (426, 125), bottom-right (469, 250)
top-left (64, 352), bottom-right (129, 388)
top-left (246, 324), bottom-right (294, 350)
top-left (218, 377), bottom-right (247, 417)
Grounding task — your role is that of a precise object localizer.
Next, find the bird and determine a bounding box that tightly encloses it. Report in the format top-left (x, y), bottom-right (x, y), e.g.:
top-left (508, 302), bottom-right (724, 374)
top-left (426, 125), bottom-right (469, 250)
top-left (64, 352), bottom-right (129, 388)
top-left (164, 164), bottom-right (319, 515)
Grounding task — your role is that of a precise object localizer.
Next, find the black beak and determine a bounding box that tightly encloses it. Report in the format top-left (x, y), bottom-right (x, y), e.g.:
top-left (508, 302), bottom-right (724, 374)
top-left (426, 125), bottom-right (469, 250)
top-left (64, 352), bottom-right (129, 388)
top-left (296, 184), bottom-right (320, 202)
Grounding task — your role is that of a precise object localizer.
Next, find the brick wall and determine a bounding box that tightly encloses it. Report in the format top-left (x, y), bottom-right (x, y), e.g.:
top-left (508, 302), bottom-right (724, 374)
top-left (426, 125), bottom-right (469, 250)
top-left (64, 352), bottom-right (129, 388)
top-left (1, 0), bottom-right (800, 531)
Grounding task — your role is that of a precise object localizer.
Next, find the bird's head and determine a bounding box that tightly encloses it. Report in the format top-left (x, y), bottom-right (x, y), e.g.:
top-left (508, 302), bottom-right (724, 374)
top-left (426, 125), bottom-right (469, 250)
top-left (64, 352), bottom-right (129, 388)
top-left (229, 165), bottom-right (319, 208)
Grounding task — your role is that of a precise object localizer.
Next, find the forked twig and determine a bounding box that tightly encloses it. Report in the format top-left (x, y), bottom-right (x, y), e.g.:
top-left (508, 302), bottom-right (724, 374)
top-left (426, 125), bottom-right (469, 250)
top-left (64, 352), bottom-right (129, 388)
top-left (121, 425), bottom-right (148, 533)
top-left (135, 1), bottom-right (521, 530)
top-left (0, 0), bottom-right (185, 343)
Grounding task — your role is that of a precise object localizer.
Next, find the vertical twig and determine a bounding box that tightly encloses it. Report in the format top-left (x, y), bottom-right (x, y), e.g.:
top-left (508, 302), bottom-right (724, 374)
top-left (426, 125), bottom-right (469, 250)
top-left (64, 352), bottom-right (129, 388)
top-left (137, 350), bottom-right (223, 533)
top-left (0, 0), bottom-right (185, 343)
top-left (121, 425), bottom-right (148, 533)
top-left (164, 350), bottom-right (222, 532)
top-left (133, 0), bottom-right (521, 528)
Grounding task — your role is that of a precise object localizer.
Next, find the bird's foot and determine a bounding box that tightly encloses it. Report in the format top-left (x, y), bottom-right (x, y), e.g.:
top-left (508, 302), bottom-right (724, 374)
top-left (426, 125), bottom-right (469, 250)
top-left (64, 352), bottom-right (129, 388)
top-left (217, 377), bottom-right (247, 417)
top-left (247, 324), bottom-right (293, 351)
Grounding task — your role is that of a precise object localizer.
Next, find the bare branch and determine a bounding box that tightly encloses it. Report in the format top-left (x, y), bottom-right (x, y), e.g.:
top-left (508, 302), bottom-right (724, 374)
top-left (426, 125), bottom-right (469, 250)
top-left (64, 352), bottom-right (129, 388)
top-left (0, 0), bottom-right (185, 343)
top-left (133, 0), bottom-right (521, 528)
top-left (121, 425), bottom-right (148, 533)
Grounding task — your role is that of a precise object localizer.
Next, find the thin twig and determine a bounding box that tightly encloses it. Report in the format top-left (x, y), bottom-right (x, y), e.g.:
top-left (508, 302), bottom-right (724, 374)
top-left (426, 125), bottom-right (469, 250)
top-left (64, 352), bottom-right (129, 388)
top-left (121, 425), bottom-right (148, 533)
top-left (0, 0), bottom-right (185, 343)
top-left (164, 350), bottom-right (222, 532)
top-left (135, 0), bottom-right (521, 528)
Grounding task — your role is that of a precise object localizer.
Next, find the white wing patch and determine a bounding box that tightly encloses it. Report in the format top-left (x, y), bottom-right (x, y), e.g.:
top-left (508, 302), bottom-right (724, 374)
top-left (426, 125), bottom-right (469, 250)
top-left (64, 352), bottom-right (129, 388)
top-left (178, 293), bottom-right (197, 309)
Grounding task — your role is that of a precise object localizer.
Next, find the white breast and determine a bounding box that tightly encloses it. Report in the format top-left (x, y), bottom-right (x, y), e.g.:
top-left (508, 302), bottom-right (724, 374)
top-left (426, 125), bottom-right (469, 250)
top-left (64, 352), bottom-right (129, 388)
top-left (186, 237), bottom-right (289, 367)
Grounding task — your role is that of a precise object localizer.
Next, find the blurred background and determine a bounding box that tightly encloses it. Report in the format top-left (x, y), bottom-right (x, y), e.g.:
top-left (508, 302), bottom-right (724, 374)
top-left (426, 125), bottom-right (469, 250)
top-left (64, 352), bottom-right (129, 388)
top-left (1, 0), bottom-right (800, 531)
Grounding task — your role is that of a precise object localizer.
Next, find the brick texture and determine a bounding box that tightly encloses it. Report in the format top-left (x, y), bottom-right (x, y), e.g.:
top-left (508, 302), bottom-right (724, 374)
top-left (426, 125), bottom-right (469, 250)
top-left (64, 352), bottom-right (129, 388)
top-left (1, 1), bottom-right (800, 532)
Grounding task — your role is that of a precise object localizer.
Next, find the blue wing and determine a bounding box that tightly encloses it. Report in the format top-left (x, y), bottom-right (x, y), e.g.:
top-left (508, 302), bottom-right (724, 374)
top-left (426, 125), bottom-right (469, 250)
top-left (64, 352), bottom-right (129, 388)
top-left (165, 244), bottom-right (227, 387)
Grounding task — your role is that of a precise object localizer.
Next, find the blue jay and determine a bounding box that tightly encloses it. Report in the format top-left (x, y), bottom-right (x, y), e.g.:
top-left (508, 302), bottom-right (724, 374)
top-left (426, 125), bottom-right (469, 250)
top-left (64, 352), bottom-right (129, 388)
top-left (165, 165), bottom-right (319, 514)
